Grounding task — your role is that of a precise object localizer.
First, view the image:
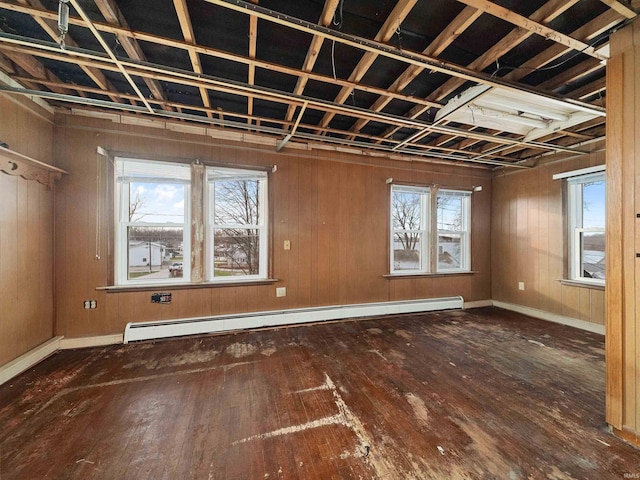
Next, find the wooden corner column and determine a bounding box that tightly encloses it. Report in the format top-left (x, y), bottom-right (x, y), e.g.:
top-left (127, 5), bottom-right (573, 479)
top-left (606, 15), bottom-right (640, 446)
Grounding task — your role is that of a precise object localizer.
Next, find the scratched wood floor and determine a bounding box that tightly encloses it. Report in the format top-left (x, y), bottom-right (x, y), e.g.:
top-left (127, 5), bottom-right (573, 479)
top-left (1, 307), bottom-right (639, 479)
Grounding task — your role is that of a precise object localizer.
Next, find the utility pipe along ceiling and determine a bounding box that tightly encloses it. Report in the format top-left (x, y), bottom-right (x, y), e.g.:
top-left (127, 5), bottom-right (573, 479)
top-left (0, 0), bottom-right (635, 168)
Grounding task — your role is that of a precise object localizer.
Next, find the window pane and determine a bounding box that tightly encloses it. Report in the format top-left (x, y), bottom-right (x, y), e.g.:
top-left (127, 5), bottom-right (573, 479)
top-left (127, 227), bottom-right (184, 280)
top-left (582, 180), bottom-right (605, 229)
top-left (393, 232), bottom-right (421, 271)
top-left (581, 231), bottom-right (605, 279)
top-left (213, 228), bottom-right (260, 277)
top-left (438, 234), bottom-right (461, 270)
top-left (214, 180), bottom-right (260, 226)
top-left (129, 182), bottom-right (185, 224)
top-left (437, 194), bottom-right (463, 231)
top-left (392, 191), bottom-right (423, 230)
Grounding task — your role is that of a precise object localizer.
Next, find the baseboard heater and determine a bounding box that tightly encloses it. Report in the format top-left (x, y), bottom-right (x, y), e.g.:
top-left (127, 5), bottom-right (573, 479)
top-left (124, 296), bottom-right (464, 343)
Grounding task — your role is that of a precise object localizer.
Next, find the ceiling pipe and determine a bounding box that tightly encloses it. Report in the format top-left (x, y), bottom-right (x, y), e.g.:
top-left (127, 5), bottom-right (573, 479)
top-left (0, 85), bottom-right (530, 169)
top-left (0, 32), bottom-right (594, 158)
top-left (276, 101), bottom-right (307, 152)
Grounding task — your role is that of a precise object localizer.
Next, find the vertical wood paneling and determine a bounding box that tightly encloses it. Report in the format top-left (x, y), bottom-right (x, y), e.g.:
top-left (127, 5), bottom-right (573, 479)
top-left (491, 153), bottom-right (605, 326)
top-left (634, 19), bottom-right (640, 438)
top-left (621, 25), bottom-right (637, 430)
top-left (50, 115), bottom-right (492, 339)
top-left (0, 95), bottom-right (54, 366)
top-left (605, 17), bottom-right (640, 434)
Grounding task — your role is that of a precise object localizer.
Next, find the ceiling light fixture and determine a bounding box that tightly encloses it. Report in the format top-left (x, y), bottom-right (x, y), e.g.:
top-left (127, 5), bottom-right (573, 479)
top-left (57, 0), bottom-right (70, 49)
top-left (435, 84), bottom-right (604, 139)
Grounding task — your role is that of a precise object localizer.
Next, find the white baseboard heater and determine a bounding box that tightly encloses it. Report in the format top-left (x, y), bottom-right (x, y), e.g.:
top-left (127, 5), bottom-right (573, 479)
top-left (124, 296), bottom-right (464, 343)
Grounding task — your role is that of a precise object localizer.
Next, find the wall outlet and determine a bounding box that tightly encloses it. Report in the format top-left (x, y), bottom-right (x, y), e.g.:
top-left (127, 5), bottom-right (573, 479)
top-left (84, 300), bottom-right (97, 309)
top-left (518, 282), bottom-right (525, 291)
top-left (284, 240), bottom-right (291, 250)
top-left (276, 287), bottom-right (287, 297)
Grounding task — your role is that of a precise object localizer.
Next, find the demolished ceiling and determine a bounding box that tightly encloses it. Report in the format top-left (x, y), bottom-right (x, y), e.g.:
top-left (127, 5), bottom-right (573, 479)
top-left (0, 0), bottom-right (635, 168)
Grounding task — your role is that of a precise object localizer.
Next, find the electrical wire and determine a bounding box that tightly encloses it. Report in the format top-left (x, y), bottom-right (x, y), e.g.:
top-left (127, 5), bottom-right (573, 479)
top-left (490, 35), bottom-right (610, 79)
top-left (331, 0), bottom-right (345, 81)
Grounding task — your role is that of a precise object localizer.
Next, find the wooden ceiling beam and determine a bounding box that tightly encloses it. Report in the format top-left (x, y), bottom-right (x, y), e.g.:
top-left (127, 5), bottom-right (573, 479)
top-left (454, 0), bottom-right (607, 61)
top-left (536, 60), bottom-right (604, 91)
top-left (348, 6), bottom-right (482, 138)
top-left (247, 0), bottom-right (259, 122)
top-left (0, 29), bottom-right (72, 96)
top-left (94, 0), bottom-right (169, 108)
top-left (567, 76), bottom-right (606, 101)
top-left (376, 0), bottom-right (582, 144)
top-left (0, 3), bottom-right (440, 110)
top-left (173, 0), bottom-right (212, 116)
top-left (285, 0), bottom-right (341, 122)
top-left (426, 0), bottom-right (581, 104)
top-left (598, 0), bottom-right (637, 19)
top-left (16, 0), bottom-right (125, 103)
top-left (317, 0), bottom-right (418, 131)
top-left (503, 10), bottom-right (622, 83)
top-left (1, 40), bottom-right (572, 157)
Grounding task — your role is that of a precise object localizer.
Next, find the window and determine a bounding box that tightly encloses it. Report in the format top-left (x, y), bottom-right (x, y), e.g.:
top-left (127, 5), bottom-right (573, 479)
top-left (391, 185), bottom-right (430, 273)
top-left (207, 167), bottom-right (268, 281)
top-left (115, 158), bottom-right (191, 285)
top-left (567, 172), bottom-right (605, 284)
top-left (437, 190), bottom-right (471, 272)
top-left (390, 185), bottom-right (471, 275)
top-left (115, 158), bottom-right (269, 286)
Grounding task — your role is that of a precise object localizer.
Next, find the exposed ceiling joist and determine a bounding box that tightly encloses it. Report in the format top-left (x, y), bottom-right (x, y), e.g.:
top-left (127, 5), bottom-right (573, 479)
top-left (94, 0), bottom-right (170, 108)
top-left (173, 0), bottom-right (212, 117)
top-left (16, 0), bottom-right (122, 102)
top-left (0, 0), bottom-right (622, 168)
top-left (598, 0), bottom-right (637, 18)
top-left (454, 0), bottom-right (608, 61)
top-left (316, 0), bottom-right (418, 132)
top-left (284, 0), bottom-right (340, 122)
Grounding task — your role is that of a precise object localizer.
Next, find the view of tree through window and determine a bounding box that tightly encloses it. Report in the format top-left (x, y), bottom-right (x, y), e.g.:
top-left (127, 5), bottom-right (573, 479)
top-left (391, 186), bottom-right (427, 273)
top-left (213, 179), bottom-right (261, 276)
top-left (390, 185), bottom-right (471, 274)
top-left (208, 168), bottom-right (267, 280)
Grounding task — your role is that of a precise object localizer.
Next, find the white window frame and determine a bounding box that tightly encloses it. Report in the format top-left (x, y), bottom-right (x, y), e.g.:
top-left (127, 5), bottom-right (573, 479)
top-left (436, 189), bottom-right (471, 272)
top-left (567, 171), bottom-right (605, 285)
top-left (115, 158), bottom-right (191, 286)
top-left (206, 167), bottom-right (268, 282)
top-left (390, 184), bottom-right (430, 274)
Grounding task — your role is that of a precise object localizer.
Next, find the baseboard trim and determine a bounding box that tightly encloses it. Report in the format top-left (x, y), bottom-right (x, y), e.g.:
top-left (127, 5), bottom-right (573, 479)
top-left (59, 334), bottom-right (123, 350)
top-left (492, 301), bottom-right (605, 335)
top-left (0, 337), bottom-right (62, 386)
top-left (124, 296), bottom-right (465, 343)
top-left (613, 427), bottom-right (640, 449)
top-left (463, 300), bottom-right (493, 309)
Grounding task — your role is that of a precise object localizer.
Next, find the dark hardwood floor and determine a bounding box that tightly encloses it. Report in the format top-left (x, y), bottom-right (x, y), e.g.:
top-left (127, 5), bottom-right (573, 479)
top-left (1, 307), bottom-right (638, 479)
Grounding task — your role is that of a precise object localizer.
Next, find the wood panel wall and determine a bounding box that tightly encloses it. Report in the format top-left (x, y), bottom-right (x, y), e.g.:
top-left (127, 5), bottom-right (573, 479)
top-left (491, 150), bottom-right (606, 326)
top-left (606, 17), bottom-right (640, 441)
top-left (53, 114), bottom-right (492, 338)
top-left (0, 95), bottom-right (55, 367)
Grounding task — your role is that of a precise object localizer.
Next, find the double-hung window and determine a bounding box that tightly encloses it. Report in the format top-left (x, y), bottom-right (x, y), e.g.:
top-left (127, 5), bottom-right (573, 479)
top-left (390, 185), bottom-right (430, 274)
top-left (567, 171), bottom-right (605, 284)
top-left (390, 184), bottom-right (472, 275)
top-left (115, 158), bottom-right (269, 286)
top-left (115, 158), bottom-right (191, 285)
top-left (207, 167), bottom-right (268, 281)
top-left (437, 190), bottom-right (471, 272)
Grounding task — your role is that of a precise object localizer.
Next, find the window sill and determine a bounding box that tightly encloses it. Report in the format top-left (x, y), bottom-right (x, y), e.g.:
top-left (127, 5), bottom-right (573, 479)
top-left (97, 278), bottom-right (280, 293)
top-left (384, 271), bottom-right (478, 279)
top-left (558, 279), bottom-right (604, 290)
